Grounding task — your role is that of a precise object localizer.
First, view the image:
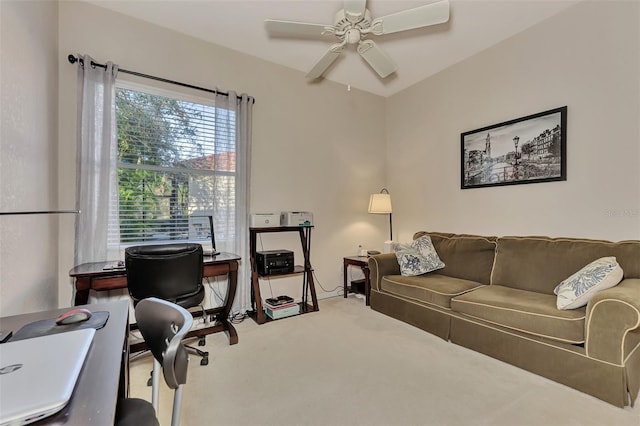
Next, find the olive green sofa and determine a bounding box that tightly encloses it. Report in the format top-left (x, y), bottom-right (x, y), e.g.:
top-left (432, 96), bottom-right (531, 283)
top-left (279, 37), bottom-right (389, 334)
top-left (368, 232), bottom-right (640, 407)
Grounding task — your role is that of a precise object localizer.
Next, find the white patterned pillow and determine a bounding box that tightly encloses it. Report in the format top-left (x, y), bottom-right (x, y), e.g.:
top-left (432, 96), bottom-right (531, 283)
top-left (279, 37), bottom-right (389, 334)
top-left (553, 256), bottom-right (623, 310)
top-left (395, 235), bottom-right (445, 276)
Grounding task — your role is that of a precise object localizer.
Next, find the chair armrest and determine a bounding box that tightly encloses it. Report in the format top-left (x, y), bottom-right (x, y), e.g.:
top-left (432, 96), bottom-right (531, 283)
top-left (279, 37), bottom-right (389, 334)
top-left (367, 253), bottom-right (400, 292)
top-left (585, 278), bottom-right (640, 365)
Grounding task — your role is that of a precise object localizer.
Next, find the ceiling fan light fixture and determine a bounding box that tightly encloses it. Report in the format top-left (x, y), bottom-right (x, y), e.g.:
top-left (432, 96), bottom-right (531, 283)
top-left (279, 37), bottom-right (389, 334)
top-left (346, 29), bottom-right (361, 44)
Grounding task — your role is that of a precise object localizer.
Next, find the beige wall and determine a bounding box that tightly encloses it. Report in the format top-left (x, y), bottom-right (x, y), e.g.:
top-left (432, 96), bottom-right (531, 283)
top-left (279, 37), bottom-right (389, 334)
top-left (0, 0), bottom-right (62, 315)
top-left (56, 1), bottom-right (387, 307)
top-left (386, 0), bottom-right (640, 243)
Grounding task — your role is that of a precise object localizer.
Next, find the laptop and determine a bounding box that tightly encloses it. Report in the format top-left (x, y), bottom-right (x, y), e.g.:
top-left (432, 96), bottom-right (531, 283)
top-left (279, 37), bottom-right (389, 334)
top-left (0, 328), bottom-right (95, 426)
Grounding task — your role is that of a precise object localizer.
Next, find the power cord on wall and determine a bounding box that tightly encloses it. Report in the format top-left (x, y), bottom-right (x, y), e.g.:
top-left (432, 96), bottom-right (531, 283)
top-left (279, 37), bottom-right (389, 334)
top-left (312, 270), bottom-right (341, 295)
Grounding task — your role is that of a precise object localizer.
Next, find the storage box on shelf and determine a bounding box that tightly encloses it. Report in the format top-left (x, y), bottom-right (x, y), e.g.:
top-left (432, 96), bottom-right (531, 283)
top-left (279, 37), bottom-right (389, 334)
top-left (264, 299), bottom-right (300, 320)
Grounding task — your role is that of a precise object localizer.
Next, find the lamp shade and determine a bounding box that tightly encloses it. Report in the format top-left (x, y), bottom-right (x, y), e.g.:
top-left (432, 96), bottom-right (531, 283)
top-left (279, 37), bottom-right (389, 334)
top-left (368, 193), bottom-right (392, 214)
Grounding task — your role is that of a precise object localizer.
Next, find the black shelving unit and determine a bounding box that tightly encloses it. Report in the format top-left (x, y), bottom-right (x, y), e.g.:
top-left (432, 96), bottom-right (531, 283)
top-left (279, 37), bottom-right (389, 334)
top-left (249, 226), bottom-right (319, 324)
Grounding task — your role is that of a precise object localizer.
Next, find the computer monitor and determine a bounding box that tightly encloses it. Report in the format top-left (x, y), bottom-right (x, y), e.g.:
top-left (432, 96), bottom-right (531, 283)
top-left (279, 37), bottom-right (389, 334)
top-left (190, 215), bottom-right (219, 256)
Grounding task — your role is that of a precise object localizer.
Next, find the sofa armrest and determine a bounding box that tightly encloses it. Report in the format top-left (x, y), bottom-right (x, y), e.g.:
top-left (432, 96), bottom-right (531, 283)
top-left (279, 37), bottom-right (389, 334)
top-left (368, 253), bottom-right (400, 292)
top-left (585, 278), bottom-right (640, 365)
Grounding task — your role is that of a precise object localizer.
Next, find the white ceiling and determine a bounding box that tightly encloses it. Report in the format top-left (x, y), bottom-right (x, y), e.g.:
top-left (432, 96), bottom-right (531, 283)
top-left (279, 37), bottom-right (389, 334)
top-left (85, 0), bottom-right (580, 97)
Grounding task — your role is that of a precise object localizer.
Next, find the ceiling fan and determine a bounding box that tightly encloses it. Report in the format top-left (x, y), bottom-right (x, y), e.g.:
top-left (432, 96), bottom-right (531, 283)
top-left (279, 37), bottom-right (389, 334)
top-left (265, 0), bottom-right (450, 80)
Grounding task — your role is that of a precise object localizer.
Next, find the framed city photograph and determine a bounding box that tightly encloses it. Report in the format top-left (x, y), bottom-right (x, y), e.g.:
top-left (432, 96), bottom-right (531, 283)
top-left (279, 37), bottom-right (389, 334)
top-left (461, 106), bottom-right (567, 189)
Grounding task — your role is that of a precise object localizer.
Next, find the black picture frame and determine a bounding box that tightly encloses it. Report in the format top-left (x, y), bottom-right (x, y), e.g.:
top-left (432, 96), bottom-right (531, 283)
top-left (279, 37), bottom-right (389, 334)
top-left (461, 106), bottom-right (567, 189)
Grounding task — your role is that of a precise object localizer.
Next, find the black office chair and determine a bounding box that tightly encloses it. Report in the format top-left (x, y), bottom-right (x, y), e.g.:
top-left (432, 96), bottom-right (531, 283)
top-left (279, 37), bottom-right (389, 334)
top-left (115, 297), bottom-right (191, 426)
top-left (125, 243), bottom-right (209, 366)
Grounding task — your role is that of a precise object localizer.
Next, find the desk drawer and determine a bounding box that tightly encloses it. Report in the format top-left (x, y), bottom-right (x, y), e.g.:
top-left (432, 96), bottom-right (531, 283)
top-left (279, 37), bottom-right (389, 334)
top-left (92, 276), bottom-right (127, 291)
top-left (204, 263), bottom-right (230, 276)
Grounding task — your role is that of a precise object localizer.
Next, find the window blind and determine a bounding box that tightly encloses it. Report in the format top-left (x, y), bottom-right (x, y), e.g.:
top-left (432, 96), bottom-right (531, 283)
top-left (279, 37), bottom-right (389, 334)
top-left (113, 85), bottom-right (236, 246)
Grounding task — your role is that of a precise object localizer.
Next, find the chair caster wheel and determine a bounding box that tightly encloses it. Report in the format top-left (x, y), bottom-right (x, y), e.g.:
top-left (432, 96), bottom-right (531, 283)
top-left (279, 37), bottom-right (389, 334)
top-left (200, 357), bottom-right (209, 366)
top-left (198, 337), bottom-right (206, 346)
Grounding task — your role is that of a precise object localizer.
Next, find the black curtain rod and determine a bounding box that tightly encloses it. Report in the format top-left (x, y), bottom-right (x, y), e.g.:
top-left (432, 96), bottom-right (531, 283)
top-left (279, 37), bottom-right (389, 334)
top-left (67, 55), bottom-right (254, 103)
top-left (0, 210), bottom-right (80, 216)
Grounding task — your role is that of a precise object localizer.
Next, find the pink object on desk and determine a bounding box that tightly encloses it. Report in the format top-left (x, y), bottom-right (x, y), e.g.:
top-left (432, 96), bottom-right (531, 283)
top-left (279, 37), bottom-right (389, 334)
top-left (56, 308), bottom-right (92, 325)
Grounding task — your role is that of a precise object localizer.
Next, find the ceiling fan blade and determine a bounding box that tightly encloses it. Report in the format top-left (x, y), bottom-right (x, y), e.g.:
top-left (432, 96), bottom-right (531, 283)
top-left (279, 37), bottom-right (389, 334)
top-left (265, 19), bottom-right (333, 38)
top-left (306, 44), bottom-right (345, 79)
top-left (344, 0), bottom-right (367, 22)
top-left (357, 40), bottom-right (397, 78)
top-left (375, 0), bottom-right (450, 35)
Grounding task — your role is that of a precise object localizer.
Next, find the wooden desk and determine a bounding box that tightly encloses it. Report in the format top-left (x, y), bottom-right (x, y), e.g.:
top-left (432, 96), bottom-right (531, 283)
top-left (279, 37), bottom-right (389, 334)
top-left (343, 256), bottom-right (371, 306)
top-left (0, 300), bottom-right (129, 426)
top-left (69, 252), bottom-right (240, 346)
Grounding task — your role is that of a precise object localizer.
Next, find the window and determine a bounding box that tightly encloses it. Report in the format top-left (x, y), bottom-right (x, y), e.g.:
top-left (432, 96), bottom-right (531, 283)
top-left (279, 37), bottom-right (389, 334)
top-left (113, 83), bottom-right (237, 248)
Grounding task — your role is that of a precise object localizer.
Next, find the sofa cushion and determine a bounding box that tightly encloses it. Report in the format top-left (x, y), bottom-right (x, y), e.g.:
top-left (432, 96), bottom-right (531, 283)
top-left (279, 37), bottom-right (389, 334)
top-left (381, 274), bottom-right (484, 309)
top-left (451, 285), bottom-right (586, 344)
top-left (414, 232), bottom-right (497, 285)
top-left (491, 236), bottom-right (640, 295)
top-left (395, 235), bottom-right (445, 276)
top-left (554, 256), bottom-right (623, 310)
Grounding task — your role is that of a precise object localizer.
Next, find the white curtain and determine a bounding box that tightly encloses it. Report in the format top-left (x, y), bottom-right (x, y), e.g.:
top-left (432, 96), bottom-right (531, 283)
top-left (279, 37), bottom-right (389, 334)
top-left (74, 55), bottom-right (120, 265)
top-left (213, 91), bottom-right (253, 315)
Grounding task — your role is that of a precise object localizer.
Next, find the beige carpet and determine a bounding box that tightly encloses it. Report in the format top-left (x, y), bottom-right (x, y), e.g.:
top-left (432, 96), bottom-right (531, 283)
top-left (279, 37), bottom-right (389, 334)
top-left (130, 296), bottom-right (640, 426)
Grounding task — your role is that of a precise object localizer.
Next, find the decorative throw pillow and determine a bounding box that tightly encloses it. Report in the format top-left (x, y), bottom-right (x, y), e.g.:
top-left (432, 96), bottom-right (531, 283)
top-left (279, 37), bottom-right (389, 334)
top-left (553, 256), bottom-right (623, 310)
top-left (395, 235), bottom-right (445, 276)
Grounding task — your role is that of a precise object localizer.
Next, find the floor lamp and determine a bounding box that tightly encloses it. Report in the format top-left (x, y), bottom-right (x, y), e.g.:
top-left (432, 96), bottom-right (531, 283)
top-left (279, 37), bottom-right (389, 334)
top-left (368, 188), bottom-right (393, 252)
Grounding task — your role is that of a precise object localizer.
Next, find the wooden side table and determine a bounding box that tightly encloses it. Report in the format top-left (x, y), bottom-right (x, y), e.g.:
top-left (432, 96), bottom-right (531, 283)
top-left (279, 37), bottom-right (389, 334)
top-left (343, 256), bottom-right (371, 306)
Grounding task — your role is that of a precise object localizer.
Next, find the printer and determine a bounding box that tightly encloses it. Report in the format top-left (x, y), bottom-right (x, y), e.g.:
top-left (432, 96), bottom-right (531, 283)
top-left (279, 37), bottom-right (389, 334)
top-left (280, 211), bottom-right (313, 226)
top-left (256, 250), bottom-right (294, 275)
